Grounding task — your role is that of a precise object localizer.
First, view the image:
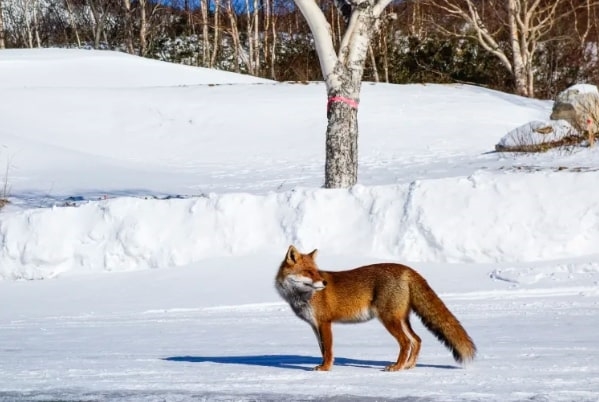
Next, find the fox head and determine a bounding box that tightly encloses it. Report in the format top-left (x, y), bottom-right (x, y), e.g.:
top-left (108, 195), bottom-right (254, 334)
top-left (275, 245), bottom-right (327, 296)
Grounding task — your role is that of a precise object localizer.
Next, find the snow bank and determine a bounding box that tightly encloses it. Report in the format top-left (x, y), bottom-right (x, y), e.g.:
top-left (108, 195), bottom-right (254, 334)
top-left (2, 170), bottom-right (599, 279)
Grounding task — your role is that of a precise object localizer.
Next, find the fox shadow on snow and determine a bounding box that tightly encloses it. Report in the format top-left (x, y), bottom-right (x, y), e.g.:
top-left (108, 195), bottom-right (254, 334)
top-left (163, 355), bottom-right (458, 371)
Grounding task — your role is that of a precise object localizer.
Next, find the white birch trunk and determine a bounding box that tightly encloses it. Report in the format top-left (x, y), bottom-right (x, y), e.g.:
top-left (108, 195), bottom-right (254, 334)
top-left (122, 0), bottom-right (134, 54)
top-left (381, 28), bottom-right (389, 83)
top-left (253, 0), bottom-right (260, 74)
top-left (88, 1), bottom-right (103, 49)
top-left (225, 0), bottom-right (243, 73)
top-left (294, 0), bottom-right (392, 188)
top-left (23, 0), bottom-right (33, 48)
top-left (244, 0), bottom-right (254, 74)
top-left (268, 0), bottom-right (277, 79)
top-left (0, 0), bottom-right (6, 49)
top-left (263, 0), bottom-right (277, 79)
top-left (508, 0), bottom-right (528, 96)
top-left (200, 0), bottom-right (209, 66)
top-left (31, 0), bottom-right (40, 47)
top-left (185, 0), bottom-right (194, 35)
top-left (64, 0), bottom-right (81, 48)
top-left (210, 0), bottom-right (220, 68)
top-left (139, 0), bottom-right (148, 56)
top-left (368, 45), bottom-right (379, 82)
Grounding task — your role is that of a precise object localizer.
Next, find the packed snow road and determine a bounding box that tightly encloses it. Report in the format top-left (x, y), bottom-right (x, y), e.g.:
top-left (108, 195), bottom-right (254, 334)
top-left (1, 264), bottom-right (598, 402)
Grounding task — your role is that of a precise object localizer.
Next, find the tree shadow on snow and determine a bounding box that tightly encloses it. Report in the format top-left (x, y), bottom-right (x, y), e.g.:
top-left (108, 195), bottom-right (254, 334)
top-left (163, 354), bottom-right (459, 371)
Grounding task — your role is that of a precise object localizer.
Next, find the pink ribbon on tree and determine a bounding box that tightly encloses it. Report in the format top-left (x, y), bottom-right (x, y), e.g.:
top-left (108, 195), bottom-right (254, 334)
top-left (327, 96), bottom-right (359, 113)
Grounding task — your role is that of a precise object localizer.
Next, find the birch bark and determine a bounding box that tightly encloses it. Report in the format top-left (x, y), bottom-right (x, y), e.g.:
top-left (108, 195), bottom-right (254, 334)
top-left (294, 0), bottom-right (393, 188)
top-left (0, 0), bottom-right (5, 49)
top-left (200, 0), bottom-right (209, 66)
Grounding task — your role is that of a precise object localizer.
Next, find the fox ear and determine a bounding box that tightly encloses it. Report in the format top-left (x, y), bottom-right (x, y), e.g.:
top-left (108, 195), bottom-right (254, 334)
top-left (286, 245), bottom-right (299, 264)
top-left (308, 249), bottom-right (318, 260)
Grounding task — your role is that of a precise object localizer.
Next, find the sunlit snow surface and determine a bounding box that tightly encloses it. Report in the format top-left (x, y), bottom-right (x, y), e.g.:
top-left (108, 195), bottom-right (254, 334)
top-left (1, 49), bottom-right (599, 401)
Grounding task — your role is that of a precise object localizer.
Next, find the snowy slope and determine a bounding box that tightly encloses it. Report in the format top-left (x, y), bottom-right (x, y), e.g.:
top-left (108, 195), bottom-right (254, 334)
top-left (0, 49), bottom-right (558, 202)
top-left (0, 48), bottom-right (272, 87)
top-left (1, 49), bottom-right (599, 401)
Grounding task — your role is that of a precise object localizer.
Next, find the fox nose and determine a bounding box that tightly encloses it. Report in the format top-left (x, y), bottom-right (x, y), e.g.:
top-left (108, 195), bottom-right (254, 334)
top-left (322, 280), bottom-right (328, 287)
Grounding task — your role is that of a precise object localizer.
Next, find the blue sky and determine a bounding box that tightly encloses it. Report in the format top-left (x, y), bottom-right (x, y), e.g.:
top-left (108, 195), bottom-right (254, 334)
top-left (158, 0), bottom-right (296, 13)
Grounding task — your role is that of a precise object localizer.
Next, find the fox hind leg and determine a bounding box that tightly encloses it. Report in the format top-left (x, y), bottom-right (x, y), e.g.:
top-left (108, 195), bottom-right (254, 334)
top-left (402, 318), bottom-right (421, 369)
top-left (380, 313), bottom-right (420, 371)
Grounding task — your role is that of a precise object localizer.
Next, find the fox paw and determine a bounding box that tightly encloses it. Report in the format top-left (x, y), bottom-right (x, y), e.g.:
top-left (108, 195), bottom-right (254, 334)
top-left (314, 365), bottom-right (331, 371)
top-left (384, 364), bottom-right (407, 371)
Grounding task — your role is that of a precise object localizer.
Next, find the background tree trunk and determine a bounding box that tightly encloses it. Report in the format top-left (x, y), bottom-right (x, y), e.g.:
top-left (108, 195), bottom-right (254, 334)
top-left (507, 0), bottom-right (528, 96)
top-left (244, 0), bottom-right (255, 74)
top-left (122, 0), bottom-right (134, 54)
top-left (0, 0), bottom-right (6, 49)
top-left (88, 1), bottom-right (106, 49)
top-left (64, 0), bottom-right (81, 48)
top-left (268, 0), bottom-right (277, 79)
top-left (225, 0), bottom-right (243, 73)
top-left (31, 0), bottom-right (40, 47)
top-left (200, 0), bottom-right (209, 66)
top-left (210, 0), bottom-right (221, 68)
top-left (139, 0), bottom-right (148, 56)
top-left (253, 0), bottom-right (260, 74)
top-left (184, 0), bottom-right (194, 35)
top-left (23, 0), bottom-right (34, 47)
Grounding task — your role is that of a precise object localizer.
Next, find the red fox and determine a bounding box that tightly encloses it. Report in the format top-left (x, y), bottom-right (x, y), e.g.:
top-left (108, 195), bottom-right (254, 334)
top-left (275, 245), bottom-right (476, 371)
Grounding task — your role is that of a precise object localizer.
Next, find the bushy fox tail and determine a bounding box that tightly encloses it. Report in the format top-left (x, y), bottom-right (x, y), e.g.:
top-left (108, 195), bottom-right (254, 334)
top-left (410, 273), bottom-right (476, 364)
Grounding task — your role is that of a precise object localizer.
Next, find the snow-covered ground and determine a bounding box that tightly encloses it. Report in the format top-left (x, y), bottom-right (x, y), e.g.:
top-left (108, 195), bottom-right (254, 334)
top-left (1, 49), bottom-right (599, 401)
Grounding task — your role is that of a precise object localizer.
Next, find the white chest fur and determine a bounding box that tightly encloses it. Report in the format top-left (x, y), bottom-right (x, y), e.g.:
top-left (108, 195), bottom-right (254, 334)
top-left (276, 277), bottom-right (317, 326)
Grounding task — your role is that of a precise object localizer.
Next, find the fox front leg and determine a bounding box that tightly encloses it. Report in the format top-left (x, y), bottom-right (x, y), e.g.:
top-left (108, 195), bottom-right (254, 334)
top-left (312, 322), bottom-right (333, 371)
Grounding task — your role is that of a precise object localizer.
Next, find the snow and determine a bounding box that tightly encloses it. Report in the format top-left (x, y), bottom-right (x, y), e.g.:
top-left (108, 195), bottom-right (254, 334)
top-left (496, 119), bottom-right (578, 149)
top-left (568, 83), bottom-right (599, 95)
top-left (1, 49), bottom-right (599, 401)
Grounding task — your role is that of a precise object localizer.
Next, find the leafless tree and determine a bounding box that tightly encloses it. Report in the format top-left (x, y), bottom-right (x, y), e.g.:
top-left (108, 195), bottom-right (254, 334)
top-left (295, 0), bottom-right (396, 188)
top-left (264, 0), bottom-right (277, 79)
top-left (31, 0), bottom-right (40, 46)
top-left (427, 0), bottom-right (599, 97)
top-left (9, 0), bottom-right (42, 48)
top-left (0, 0), bottom-right (6, 49)
top-left (1, 0), bottom-right (595, 101)
top-left (269, 0), bottom-right (280, 80)
top-left (184, 0), bottom-right (194, 34)
top-left (244, 0), bottom-right (256, 74)
top-left (122, 0), bottom-right (135, 53)
top-left (87, 0), bottom-right (113, 48)
top-left (224, 0), bottom-right (243, 72)
top-left (200, 0), bottom-right (209, 66)
top-left (139, 0), bottom-right (149, 55)
top-left (64, 0), bottom-right (81, 47)
top-left (210, 0), bottom-right (221, 68)
top-left (252, 0), bottom-right (260, 74)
